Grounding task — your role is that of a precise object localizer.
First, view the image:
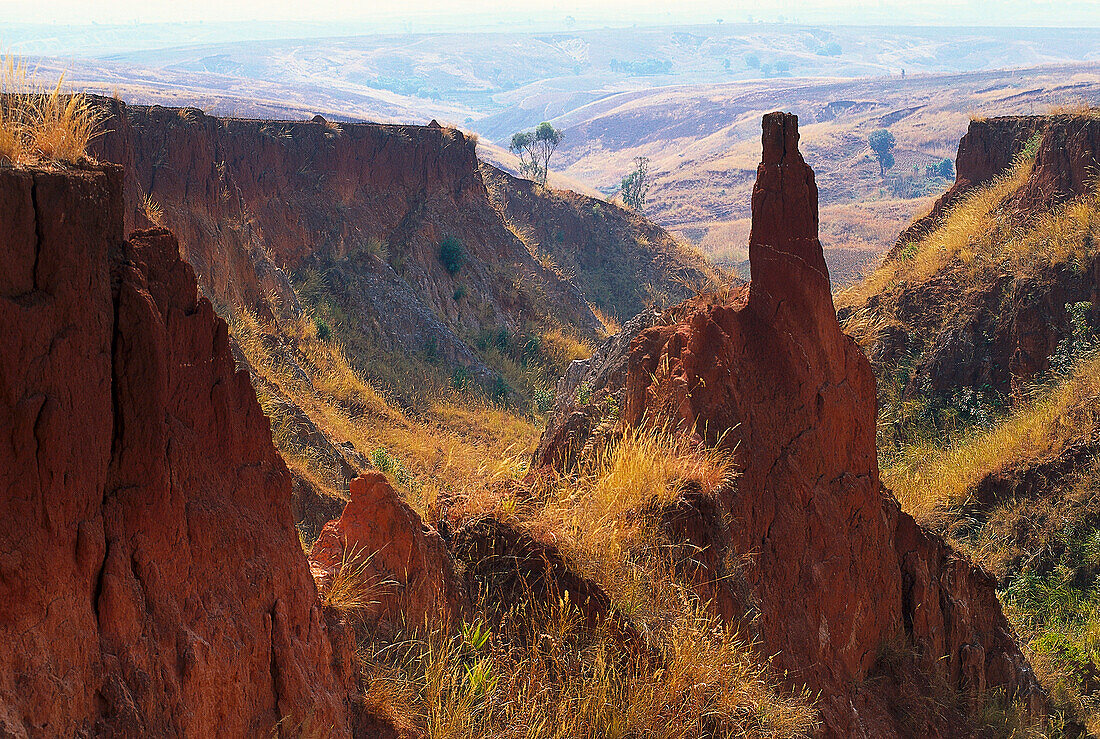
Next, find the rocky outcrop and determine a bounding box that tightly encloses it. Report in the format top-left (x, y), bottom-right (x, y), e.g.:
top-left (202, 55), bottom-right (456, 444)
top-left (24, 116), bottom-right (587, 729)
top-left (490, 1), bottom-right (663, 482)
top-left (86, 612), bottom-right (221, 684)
top-left (856, 114), bottom-right (1100, 400)
top-left (0, 165), bottom-right (369, 736)
top-left (532, 309), bottom-right (662, 469)
top-left (309, 472), bottom-right (461, 636)
top-left (537, 113), bottom-right (1041, 736)
top-left (892, 114), bottom-right (1100, 257)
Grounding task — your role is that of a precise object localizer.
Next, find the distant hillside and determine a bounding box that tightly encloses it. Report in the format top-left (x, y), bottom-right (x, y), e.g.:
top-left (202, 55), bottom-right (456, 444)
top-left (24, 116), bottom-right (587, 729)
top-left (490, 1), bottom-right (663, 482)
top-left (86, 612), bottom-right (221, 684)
top-left (543, 65), bottom-right (1100, 276)
top-left (32, 36), bottom-right (1100, 281)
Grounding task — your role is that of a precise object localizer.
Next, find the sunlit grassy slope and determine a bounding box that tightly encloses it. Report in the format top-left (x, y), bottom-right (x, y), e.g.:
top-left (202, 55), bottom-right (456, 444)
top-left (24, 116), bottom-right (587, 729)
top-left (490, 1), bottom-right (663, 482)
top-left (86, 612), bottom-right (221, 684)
top-left (839, 129), bottom-right (1100, 458)
top-left (230, 308), bottom-right (546, 520)
top-left (850, 122), bottom-right (1100, 731)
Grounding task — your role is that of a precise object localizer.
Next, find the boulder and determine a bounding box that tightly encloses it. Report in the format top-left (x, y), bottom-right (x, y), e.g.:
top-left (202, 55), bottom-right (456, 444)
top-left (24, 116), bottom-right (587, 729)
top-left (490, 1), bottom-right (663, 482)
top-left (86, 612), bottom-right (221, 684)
top-left (309, 472), bottom-right (461, 635)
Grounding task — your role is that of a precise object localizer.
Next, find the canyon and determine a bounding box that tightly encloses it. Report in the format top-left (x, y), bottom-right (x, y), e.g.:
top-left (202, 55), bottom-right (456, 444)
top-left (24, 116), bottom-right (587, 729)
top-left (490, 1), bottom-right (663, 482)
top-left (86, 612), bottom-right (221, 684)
top-left (0, 101), bottom-right (1072, 735)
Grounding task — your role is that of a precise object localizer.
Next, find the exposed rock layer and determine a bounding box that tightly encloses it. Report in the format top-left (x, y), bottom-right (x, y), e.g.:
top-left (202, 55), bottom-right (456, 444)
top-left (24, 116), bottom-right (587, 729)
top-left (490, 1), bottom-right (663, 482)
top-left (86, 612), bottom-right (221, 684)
top-left (537, 113), bottom-right (1041, 736)
top-left (0, 165), bottom-right (365, 736)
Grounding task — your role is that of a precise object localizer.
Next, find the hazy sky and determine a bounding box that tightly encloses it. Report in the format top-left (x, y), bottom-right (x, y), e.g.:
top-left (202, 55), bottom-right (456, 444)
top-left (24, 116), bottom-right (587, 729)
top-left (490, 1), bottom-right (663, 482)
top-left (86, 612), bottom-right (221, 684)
top-left (1, 0), bottom-right (1098, 27)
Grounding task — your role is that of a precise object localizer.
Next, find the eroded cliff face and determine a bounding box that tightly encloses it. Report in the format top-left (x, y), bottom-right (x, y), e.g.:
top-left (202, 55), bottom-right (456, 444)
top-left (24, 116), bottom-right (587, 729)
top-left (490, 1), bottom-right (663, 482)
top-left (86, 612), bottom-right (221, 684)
top-left (0, 165), bottom-right (367, 736)
top-left (853, 114), bottom-right (1100, 401)
top-left (536, 113), bottom-right (1041, 737)
top-left (891, 115), bottom-right (1048, 255)
top-left (90, 100), bottom-right (600, 379)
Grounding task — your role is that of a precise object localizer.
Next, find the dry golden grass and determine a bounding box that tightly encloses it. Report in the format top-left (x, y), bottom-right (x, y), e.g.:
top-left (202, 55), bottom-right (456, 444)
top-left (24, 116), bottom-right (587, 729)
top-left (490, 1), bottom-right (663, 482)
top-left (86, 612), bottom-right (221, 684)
top-left (362, 601), bottom-right (816, 739)
top-left (142, 192), bottom-right (164, 225)
top-left (1, 57), bottom-right (101, 167)
top-left (321, 545), bottom-right (395, 622)
top-left (885, 353), bottom-right (1100, 524)
top-left (837, 158), bottom-right (1036, 310)
top-left (361, 426), bottom-right (817, 738)
top-left (589, 303), bottom-right (622, 336)
top-left (231, 308), bottom-right (543, 515)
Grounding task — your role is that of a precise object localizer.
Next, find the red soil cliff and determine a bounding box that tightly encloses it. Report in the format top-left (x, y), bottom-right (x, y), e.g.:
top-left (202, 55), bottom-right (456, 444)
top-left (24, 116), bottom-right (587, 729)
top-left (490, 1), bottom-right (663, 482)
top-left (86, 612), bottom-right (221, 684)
top-left (538, 113), bottom-right (1041, 736)
top-left (0, 165), bottom-right (368, 736)
top-left (892, 114), bottom-right (1100, 256)
top-left (89, 100), bottom-right (599, 375)
top-left (854, 114), bottom-right (1100, 400)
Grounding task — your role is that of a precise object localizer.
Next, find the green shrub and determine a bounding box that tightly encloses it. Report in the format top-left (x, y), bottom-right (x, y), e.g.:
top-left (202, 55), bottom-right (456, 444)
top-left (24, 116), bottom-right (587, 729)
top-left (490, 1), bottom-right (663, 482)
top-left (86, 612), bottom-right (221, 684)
top-left (452, 365), bottom-right (473, 391)
top-left (440, 235), bottom-right (467, 275)
top-left (453, 285), bottom-right (467, 301)
top-left (314, 316), bottom-right (332, 342)
top-left (532, 383), bottom-right (555, 413)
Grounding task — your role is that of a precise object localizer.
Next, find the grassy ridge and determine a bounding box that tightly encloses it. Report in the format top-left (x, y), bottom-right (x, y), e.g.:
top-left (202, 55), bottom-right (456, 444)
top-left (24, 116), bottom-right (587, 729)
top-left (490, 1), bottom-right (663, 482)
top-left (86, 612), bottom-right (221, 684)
top-left (357, 427), bottom-right (818, 738)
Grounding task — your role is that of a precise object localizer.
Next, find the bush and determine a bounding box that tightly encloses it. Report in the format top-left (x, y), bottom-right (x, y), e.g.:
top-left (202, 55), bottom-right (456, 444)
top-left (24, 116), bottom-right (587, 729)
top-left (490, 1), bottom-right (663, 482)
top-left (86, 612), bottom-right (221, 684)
top-left (314, 316), bottom-right (332, 342)
top-left (439, 235), bottom-right (467, 275)
top-left (452, 365), bottom-right (473, 391)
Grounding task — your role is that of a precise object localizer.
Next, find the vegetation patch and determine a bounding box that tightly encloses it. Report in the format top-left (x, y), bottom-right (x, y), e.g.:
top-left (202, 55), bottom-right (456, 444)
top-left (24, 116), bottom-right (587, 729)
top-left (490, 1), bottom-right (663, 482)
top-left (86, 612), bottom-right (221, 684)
top-left (358, 426), bottom-right (819, 738)
top-left (439, 235), bottom-right (467, 275)
top-left (0, 58), bottom-right (101, 166)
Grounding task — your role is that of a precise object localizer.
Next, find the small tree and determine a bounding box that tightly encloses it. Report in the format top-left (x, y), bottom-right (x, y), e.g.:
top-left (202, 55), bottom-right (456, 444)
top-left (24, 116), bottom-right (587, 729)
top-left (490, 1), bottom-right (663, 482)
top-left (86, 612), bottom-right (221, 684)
top-left (620, 156), bottom-right (650, 211)
top-left (509, 122), bottom-right (563, 186)
top-left (868, 128), bottom-right (896, 177)
top-left (938, 158), bottom-right (954, 179)
top-left (510, 130), bottom-right (539, 182)
top-left (439, 235), bottom-right (466, 275)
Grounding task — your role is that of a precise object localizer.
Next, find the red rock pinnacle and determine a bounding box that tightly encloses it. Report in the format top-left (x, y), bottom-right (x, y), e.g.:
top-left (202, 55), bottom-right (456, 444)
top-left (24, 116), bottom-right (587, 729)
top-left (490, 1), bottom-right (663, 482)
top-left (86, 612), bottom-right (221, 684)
top-left (748, 112), bottom-right (832, 312)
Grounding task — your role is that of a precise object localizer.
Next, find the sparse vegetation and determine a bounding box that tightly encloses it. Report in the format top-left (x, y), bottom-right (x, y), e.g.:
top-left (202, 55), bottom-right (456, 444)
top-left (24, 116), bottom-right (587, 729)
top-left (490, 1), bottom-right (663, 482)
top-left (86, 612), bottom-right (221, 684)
top-left (323, 545), bottom-right (394, 621)
top-left (142, 192), bottom-right (164, 225)
top-left (359, 426), bottom-right (819, 737)
top-left (509, 122), bottom-right (563, 187)
top-left (620, 155), bottom-right (650, 211)
top-left (868, 127), bottom-right (896, 177)
top-left (230, 307), bottom-right (544, 518)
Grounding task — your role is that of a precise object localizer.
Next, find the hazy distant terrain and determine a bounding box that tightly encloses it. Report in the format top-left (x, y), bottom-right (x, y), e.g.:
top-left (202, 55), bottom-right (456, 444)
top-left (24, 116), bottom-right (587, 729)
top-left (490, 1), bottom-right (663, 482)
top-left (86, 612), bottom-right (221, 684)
top-left (12, 21), bottom-right (1100, 280)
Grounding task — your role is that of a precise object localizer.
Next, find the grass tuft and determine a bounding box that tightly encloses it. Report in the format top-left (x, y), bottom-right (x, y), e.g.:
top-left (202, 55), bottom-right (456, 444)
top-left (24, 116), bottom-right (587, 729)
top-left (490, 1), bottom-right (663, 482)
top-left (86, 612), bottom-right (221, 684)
top-left (1, 57), bottom-right (101, 167)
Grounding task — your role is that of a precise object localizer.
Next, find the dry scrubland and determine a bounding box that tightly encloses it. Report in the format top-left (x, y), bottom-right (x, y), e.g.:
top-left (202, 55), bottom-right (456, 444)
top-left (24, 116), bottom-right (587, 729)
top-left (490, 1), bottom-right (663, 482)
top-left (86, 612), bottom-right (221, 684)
top-left (0, 79), bottom-right (821, 735)
top-left (50, 85), bottom-right (826, 736)
top-left (839, 119), bottom-right (1100, 731)
top-left (19, 24), bottom-right (1100, 284)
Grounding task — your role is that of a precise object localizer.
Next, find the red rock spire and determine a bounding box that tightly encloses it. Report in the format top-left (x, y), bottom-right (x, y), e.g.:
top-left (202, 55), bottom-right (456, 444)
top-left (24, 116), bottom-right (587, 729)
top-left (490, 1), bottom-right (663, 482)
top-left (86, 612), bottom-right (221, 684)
top-left (748, 112), bottom-right (832, 311)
